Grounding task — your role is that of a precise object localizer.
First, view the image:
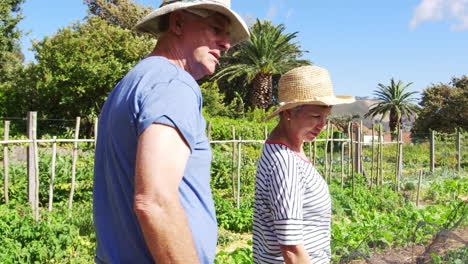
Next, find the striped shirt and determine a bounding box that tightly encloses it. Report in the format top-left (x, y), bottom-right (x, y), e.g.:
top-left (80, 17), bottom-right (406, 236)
top-left (253, 143), bottom-right (331, 264)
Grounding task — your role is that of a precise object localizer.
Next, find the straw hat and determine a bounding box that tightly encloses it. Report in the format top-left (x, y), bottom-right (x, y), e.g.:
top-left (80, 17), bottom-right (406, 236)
top-left (133, 0), bottom-right (250, 46)
top-left (265, 65), bottom-right (355, 120)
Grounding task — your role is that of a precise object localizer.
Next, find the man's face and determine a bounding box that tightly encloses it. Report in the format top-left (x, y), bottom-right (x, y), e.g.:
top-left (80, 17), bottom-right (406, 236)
top-left (179, 12), bottom-right (231, 79)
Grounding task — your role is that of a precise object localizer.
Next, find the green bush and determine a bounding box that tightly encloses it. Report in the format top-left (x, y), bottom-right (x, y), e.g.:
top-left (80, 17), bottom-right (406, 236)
top-left (0, 203), bottom-right (95, 264)
top-left (215, 246), bottom-right (253, 264)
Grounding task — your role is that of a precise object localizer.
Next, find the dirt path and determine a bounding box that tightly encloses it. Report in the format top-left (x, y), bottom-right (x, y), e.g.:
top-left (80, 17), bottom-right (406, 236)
top-left (347, 225), bottom-right (468, 264)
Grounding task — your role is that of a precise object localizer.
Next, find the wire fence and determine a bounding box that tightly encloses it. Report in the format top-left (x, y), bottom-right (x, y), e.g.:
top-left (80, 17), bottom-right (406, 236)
top-left (0, 112), bottom-right (466, 220)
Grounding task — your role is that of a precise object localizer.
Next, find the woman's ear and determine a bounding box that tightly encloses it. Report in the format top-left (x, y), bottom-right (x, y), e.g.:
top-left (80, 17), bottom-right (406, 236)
top-left (283, 109), bottom-right (293, 121)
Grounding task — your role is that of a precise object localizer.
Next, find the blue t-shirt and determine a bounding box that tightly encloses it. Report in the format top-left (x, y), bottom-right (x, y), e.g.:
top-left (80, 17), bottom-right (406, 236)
top-left (93, 56), bottom-right (216, 263)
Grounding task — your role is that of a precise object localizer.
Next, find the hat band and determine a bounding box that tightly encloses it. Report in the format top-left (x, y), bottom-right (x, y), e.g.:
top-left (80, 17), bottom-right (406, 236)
top-left (160, 0), bottom-right (227, 8)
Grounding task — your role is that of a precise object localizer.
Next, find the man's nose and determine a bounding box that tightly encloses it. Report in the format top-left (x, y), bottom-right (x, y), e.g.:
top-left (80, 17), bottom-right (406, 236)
top-left (217, 35), bottom-right (231, 50)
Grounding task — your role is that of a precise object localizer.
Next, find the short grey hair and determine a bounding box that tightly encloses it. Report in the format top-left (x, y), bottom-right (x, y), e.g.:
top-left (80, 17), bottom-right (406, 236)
top-left (291, 105), bottom-right (306, 114)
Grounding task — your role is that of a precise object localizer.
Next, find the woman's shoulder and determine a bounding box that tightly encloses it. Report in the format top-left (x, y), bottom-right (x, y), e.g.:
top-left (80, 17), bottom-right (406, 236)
top-left (262, 142), bottom-right (292, 158)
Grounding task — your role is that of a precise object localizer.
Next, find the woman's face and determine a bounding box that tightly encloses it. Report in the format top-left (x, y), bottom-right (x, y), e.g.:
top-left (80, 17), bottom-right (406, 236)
top-left (285, 105), bottom-right (332, 142)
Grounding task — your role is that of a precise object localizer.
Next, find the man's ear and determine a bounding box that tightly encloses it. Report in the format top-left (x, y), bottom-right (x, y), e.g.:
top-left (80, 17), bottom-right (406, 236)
top-left (168, 11), bottom-right (184, 36)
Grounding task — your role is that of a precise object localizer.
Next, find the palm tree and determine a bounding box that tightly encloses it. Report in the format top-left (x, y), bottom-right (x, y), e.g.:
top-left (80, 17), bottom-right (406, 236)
top-left (365, 78), bottom-right (419, 140)
top-left (213, 19), bottom-right (309, 109)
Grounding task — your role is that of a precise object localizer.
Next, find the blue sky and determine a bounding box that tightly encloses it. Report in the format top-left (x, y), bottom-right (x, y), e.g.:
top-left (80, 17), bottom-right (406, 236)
top-left (18, 0), bottom-right (468, 98)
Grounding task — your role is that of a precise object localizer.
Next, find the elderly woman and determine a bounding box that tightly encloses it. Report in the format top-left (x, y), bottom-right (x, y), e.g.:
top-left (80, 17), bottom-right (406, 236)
top-left (253, 65), bottom-right (355, 264)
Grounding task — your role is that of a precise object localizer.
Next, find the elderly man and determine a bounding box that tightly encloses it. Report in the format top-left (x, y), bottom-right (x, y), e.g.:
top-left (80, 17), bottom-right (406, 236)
top-left (92, 1), bottom-right (249, 263)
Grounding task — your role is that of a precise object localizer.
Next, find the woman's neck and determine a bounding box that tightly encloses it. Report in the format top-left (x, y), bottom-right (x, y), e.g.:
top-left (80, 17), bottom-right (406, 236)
top-left (268, 124), bottom-right (303, 153)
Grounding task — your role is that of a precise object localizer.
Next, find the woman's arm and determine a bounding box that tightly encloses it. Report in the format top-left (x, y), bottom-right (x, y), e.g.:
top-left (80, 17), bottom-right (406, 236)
top-left (280, 244), bottom-right (310, 264)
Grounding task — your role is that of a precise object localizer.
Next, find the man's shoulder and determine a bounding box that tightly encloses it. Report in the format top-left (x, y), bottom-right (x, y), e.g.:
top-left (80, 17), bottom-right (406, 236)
top-left (131, 56), bottom-right (179, 80)
top-left (129, 56), bottom-right (198, 91)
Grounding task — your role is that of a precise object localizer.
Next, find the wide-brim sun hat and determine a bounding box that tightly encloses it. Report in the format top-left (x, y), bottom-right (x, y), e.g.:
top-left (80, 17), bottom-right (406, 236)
top-left (265, 65), bottom-right (355, 120)
top-left (133, 0), bottom-right (250, 46)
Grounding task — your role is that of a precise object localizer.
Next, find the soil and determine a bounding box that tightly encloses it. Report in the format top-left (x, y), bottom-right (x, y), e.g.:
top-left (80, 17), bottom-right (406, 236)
top-left (216, 226), bottom-right (467, 263)
top-left (346, 225), bottom-right (468, 264)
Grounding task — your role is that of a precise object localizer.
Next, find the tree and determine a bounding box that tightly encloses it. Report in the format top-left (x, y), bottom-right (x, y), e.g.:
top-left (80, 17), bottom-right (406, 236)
top-left (212, 19), bottom-right (310, 109)
top-left (84, 0), bottom-right (152, 30)
top-left (412, 76), bottom-right (468, 137)
top-left (329, 113), bottom-right (360, 132)
top-left (5, 17), bottom-right (155, 135)
top-left (364, 78), bottom-right (419, 140)
top-left (0, 0), bottom-right (25, 116)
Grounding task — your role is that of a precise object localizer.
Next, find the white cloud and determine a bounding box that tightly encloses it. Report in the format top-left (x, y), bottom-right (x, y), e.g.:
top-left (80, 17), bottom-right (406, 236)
top-left (286, 9), bottom-right (294, 19)
top-left (410, 0), bottom-right (468, 31)
top-left (266, 3), bottom-right (277, 19)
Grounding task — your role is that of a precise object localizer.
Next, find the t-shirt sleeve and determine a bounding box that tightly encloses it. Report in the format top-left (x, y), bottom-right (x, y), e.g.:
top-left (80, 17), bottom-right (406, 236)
top-left (268, 153), bottom-right (304, 245)
top-left (136, 79), bottom-right (200, 152)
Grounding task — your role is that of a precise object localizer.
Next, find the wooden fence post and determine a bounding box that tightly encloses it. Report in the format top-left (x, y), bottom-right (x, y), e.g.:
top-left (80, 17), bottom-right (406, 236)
top-left (231, 127), bottom-right (236, 199)
top-left (324, 122), bottom-right (329, 180)
top-left (396, 127), bottom-right (403, 192)
top-left (341, 142), bottom-right (345, 189)
top-left (33, 122), bottom-right (40, 222)
top-left (94, 118), bottom-right (98, 147)
top-left (430, 130), bottom-right (435, 173)
top-left (379, 125), bottom-right (383, 187)
top-left (207, 121), bottom-right (212, 142)
top-left (27, 111), bottom-right (37, 205)
top-left (329, 123), bottom-right (334, 182)
top-left (3, 121), bottom-right (10, 204)
top-left (48, 136), bottom-right (57, 212)
top-left (457, 128), bottom-right (461, 173)
top-left (313, 140), bottom-right (317, 166)
top-left (351, 123), bottom-right (355, 197)
top-left (353, 124), bottom-right (361, 174)
top-left (416, 170), bottom-right (423, 207)
top-left (68, 117), bottom-right (80, 210)
top-left (371, 124), bottom-right (375, 190)
top-left (359, 120), bottom-right (364, 174)
top-left (236, 137), bottom-right (242, 209)
top-left (348, 122), bottom-right (352, 179)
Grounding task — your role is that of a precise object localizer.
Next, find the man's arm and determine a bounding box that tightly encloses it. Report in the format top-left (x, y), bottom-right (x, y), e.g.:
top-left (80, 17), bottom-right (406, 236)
top-left (134, 123), bottom-right (199, 263)
top-left (280, 244), bottom-right (310, 264)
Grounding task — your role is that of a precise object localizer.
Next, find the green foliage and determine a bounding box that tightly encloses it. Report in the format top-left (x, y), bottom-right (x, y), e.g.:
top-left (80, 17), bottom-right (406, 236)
top-left (215, 247), bottom-right (253, 264)
top-left (0, 0), bottom-right (25, 116)
top-left (0, 203), bottom-right (95, 264)
top-left (211, 144), bottom-right (257, 233)
top-left (365, 78), bottom-right (419, 138)
top-left (3, 17), bottom-right (155, 135)
top-left (84, 0), bottom-right (153, 31)
top-left (0, 115), bottom-right (466, 263)
top-left (207, 115), bottom-right (276, 140)
top-left (0, 149), bottom-right (94, 205)
top-left (412, 76), bottom-right (468, 138)
top-left (425, 177), bottom-right (468, 203)
top-left (0, 0), bottom-right (24, 64)
top-left (217, 229), bottom-right (239, 247)
top-left (201, 82), bottom-right (245, 118)
top-left (214, 193), bottom-right (253, 233)
top-left (331, 180), bottom-right (403, 217)
top-left (428, 246), bottom-right (468, 264)
top-left (331, 192), bottom-right (466, 262)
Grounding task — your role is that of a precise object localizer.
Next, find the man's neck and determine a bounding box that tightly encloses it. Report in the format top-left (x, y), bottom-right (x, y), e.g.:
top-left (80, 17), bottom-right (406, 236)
top-left (148, 34), bottom-right (204, 80)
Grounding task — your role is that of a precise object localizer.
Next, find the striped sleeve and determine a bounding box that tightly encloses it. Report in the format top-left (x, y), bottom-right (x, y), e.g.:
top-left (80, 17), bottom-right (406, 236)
top-left (268, 150), bottom-right (304, 245)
